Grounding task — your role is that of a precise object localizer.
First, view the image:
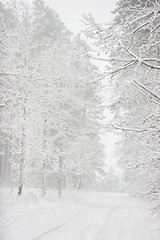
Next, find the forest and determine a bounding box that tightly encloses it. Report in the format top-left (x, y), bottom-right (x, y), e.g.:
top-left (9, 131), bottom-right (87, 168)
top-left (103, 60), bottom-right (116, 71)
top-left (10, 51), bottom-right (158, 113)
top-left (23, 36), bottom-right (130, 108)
top-left (0, 0), bottom-right (109, 198)
top-left (0, 0), bottom-right (160, 239)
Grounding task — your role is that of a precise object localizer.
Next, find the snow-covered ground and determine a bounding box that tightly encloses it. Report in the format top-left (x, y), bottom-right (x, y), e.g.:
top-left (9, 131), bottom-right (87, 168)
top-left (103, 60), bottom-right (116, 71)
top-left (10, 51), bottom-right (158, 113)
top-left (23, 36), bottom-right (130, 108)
top-left (0, 189), bottom-right (160, 240)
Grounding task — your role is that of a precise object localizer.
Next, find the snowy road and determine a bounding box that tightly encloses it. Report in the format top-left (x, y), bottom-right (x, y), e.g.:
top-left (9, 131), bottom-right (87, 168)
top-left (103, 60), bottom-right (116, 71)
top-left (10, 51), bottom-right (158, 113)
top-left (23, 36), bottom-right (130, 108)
top-left (31, 193), bottom-right (159, 240)
top-left (1, 192), bottom-right (160, 240)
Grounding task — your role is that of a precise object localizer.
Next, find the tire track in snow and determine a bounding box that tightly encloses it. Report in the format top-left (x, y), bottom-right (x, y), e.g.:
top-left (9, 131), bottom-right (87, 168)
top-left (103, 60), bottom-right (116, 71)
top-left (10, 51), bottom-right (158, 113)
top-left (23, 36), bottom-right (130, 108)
top-left (22, 193), bottom-right (160, 240)
top-left (31, 207), bottom-right (94, 240)
top-left (79, 207), bottom-right (115, 240)
top-left (33, 204), bottom-right (115, 240)
top-left (102, 207), bottom-right (135, 240)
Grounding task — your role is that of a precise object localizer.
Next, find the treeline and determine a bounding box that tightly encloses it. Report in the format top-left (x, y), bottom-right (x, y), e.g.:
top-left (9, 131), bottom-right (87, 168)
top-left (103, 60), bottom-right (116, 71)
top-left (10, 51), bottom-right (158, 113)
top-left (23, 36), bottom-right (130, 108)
top-left (0, 0), bottom-right (106, 197)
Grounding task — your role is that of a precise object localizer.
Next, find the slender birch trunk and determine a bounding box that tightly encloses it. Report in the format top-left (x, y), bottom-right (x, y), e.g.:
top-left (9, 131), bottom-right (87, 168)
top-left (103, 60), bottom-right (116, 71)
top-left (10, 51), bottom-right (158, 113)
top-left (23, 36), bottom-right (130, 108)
top-left (77, 177), bottom-right (82, 190)
top-left (41, 161), bottom-right (46, 197)
top-left (9, 114), bottom-right (13, 191)
top-left (57, 137), bottom-right (63, 199)
top-left (41, 118), bottom-right (47, 197)
top-left (18, 100), bottom-right (26, 196)
top-left (62, 163), bottom-right (66, 190)
top-left (57, 155), bottom-right (63, 199)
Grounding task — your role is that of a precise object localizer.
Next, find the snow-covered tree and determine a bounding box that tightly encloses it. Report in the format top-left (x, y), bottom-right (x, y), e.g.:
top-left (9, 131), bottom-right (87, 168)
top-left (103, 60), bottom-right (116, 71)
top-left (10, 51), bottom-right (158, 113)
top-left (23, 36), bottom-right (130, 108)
top-left (83, 0), bottom-right (160, 213)
top-left (0, 0), bottom-right (105, 198)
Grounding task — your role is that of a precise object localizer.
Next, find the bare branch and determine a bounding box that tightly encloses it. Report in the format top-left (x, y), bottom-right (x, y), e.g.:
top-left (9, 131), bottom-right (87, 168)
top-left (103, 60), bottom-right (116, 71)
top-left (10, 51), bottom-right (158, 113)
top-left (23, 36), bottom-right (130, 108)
top-left (0, 73), bottom-right (28, 77)
top-left (103, 61), bottom-right (136, 76)
top-left (141, 61), bottom-right (160, 70)
top-left (0, 36), bottom-right (8, 43)
top-left (130, 11), bottom-right (154, 25)
top-left (131, 21), bottom-right (149, 34)
top-left (133, 79), bottom-right (160, 101)
top-left (112, 125), bottom-right (159, 133)
top-left (151, 23), bottom-right (160, 33)
top-left (143, 58), bottom-right (160, 63)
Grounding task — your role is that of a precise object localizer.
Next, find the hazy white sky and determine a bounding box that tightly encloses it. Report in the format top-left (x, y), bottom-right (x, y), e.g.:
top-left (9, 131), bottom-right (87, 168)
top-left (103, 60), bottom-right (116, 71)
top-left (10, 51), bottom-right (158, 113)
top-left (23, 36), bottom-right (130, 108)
top-left (45, 0), bottom-right (118, 34)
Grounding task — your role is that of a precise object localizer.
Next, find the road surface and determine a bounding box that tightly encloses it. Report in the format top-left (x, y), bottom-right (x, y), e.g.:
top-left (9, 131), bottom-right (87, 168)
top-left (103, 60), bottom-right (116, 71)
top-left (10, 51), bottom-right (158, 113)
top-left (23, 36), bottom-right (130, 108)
top-left (32, 192), bottom-right (160, 240)
top-left (1, 192), bottom-right (159, 240)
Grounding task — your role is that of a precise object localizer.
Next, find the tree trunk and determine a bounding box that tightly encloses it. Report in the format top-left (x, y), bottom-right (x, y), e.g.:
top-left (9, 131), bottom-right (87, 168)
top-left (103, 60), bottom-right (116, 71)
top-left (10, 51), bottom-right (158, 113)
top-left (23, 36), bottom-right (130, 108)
top-left (62, 164), bottom-right (66, 190)
top-left (18, 103), bottom-right (26, 196)
top-left (18, 125), bottom-right (25, 196)
top-left (9, 113), bottom-right (13, 191)
top-left (4, 140), bottom-right (9, 184)
top-left (41, 118), bottom-right (47, 197)
top-left (41, 162), bottom-right (46, 197)
top-left (57, 155), bottom-right (63, 199)
top-left (9, 145), bottom-right (13, 191)
top-left (77, 177), bottom-right (81, 190)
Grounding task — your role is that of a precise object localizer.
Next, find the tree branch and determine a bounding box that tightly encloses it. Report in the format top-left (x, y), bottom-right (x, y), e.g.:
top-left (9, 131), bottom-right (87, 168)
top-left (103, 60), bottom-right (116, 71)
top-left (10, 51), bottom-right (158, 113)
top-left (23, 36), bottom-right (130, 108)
top-left (133, 79), bottom-right (160, 101)
top-left (0, 73), bottom-right (28, 77)
top-left (112, 125), bottom-right (159, 133)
